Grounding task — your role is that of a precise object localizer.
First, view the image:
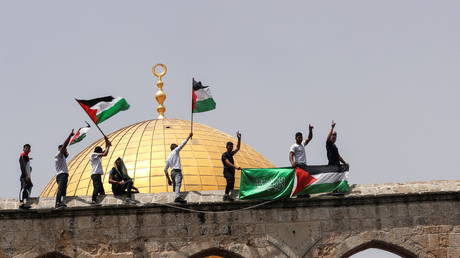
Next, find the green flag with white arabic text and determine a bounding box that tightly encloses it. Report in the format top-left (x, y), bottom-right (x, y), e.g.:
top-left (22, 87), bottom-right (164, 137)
top-left (239, 167), bottom-right (295, 200)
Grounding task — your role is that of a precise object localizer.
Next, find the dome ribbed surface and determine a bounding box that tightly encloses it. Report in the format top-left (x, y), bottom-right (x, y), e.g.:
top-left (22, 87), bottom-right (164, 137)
top-left (40, 119), bottom-right (274, 197)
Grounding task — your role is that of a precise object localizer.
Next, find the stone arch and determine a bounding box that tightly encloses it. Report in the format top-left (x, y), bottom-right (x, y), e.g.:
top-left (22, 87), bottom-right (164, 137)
top-left (35, 252), bottom-right (71, 258)
top-left (307, 233), bottom-right (434, 258)
top-left (188, 247), bottom-right (246, 258)
top-left (339, 240), bottom-right (418, 258)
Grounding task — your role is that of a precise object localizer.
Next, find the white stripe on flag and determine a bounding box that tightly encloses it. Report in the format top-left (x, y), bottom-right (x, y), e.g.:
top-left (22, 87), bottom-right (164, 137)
top-left (311, 172), bottom-right (349, 185)
top-left (91, 97), bottom-right (123, 115)
top-left (290, 172), bottom-right (298, 197)
top-left (195, 88), bottom-right (213, 101)
top-left (79, 127), bottom-right (90, 134)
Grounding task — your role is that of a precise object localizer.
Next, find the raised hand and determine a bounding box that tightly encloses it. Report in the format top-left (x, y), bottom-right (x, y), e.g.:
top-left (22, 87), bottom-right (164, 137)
top-left (236, 131), bottom-right (241, 139)
top-left (309, 124), bottom-right (314, 130)
top-left (332, 120), bottom-right (336, 128)
top-left (70, 129), bottom-right (75, 137)
top-left (105, 137), bottom-right (112, 147)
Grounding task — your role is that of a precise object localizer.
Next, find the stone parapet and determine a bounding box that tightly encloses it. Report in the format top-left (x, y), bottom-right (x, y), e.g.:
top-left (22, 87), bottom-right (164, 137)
top-left (0, 180), bottom-right (459, 258)
top-left (1, 180), bottom-right (459, 211)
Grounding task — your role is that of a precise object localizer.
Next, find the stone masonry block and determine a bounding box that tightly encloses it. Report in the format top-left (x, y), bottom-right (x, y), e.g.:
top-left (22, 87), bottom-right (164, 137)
top-left (253, 209), bottom-right (276, 224)
top-left (328, 206), bottom-right (348, 219)
top-left (310, 207), bottom-right (330, 220)
top-left (348, 205), bottom-right (377, 219)
top-left (2, 185), bottom-right (460, 257)
top-left (447, 247), bottom-right (460, 258)
top-left (143, 213), bottom-right (162, 226)
top-left (388, 203), bottom-right (409, 218)
top-left (75, 216), bottom-right (93, 230)
top-left (275, 209), bottom-right (298, 222)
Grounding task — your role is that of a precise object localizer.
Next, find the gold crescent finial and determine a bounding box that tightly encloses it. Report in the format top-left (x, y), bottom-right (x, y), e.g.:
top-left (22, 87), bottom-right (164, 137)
top-left (152, 64), bottom-right (167, 78)
top-left (152, 64), bottom-right (167, 119)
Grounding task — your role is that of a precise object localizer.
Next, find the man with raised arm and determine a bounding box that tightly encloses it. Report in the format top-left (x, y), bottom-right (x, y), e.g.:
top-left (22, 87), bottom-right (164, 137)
top-left (289, 124), bottom-right (314, 170)
top-left (164, 132), bottom-right (193, 204)
top-left (326, 121), bottom-right (348, 167)
top-left (289, 124), bottom-right (313, 198)
top-left (221, 131), bottom-right (242, 201)
top-left (54, 129), bottom-right (75, 208)
top-left (19, 144), bottom-right (33, 209)
top-left (90, 137), bottom-right (112, 205)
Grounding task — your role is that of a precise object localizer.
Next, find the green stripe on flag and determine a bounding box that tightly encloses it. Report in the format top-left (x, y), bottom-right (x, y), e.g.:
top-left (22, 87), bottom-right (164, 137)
top-left (193, 98), bottom-right (216, 113)
top-left (96, 98), bottom-right (130, 124)
top-left (70, 134), bottom-right (86, 145)
top-left (296, 180), bottom-right (349, 195)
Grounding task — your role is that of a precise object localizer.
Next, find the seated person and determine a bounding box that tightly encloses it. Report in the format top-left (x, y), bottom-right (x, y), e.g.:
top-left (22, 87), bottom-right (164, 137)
top-left (108, 158), bottom-right (139, 203)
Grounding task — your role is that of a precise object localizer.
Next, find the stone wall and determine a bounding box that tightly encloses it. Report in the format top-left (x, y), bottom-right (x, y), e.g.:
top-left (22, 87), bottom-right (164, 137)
top-left (1, 180), bottom-right (460, 258)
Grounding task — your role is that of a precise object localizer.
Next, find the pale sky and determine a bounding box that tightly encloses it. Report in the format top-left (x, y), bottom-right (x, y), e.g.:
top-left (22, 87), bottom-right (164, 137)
top-left (1, 1), bottom-right (459, 256)
top-left (351, 248), bottom-right (399, 258)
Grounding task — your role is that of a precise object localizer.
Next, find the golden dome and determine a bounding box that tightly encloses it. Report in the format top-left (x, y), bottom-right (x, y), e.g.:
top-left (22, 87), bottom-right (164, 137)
top-left (40, 119), bottom-right (274, 197)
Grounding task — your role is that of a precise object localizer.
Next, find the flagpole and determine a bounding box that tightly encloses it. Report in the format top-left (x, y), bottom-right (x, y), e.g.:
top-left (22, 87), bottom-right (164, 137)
top-left (191, 111), bottom-right (194, 133)
top-left (94, 123), bottom-right (108, 139)
top-left (191, 78), bottom-right (194, 134)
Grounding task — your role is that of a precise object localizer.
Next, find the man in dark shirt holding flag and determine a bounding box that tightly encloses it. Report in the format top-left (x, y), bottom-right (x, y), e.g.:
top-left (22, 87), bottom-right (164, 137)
top-left (221, 131), bottom-right (242, 201)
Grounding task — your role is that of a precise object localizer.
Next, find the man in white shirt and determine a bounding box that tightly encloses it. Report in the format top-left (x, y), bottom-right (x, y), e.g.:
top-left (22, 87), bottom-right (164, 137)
top-left (164, 132), bottom-right (193, 203)
top-left (90, 137), bottom-right (112, 205)
top-left (54, 129), bottom-right (74, 208)
top-left (289, 124), bottom-right (314, 198)
top-left (289, 124), bottom-right (314, 169)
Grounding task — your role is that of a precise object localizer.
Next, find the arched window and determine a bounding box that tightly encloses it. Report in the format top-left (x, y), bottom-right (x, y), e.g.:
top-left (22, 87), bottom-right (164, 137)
top-left (340, 240), bottom-right (417, 258)
top-left (188, 248), bottom-right (245, 258)
top-left (350, 248), bottom-right (404, 257)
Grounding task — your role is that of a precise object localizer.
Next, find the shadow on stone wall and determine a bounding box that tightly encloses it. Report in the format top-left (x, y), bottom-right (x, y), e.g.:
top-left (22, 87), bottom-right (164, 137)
top-left (35, 252), bottom-right (71, 258)
top-left (188, 248), bottom-right (245, 258)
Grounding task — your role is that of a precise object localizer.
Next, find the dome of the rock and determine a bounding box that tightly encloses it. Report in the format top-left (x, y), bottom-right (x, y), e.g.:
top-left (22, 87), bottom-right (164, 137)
top-left (40, 118), bottom-right (274, 197)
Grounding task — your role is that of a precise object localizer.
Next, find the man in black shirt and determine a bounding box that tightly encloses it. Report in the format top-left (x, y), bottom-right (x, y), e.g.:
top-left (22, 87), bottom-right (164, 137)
top-left (221, 131), bottom-right (241, 201)
top-left (326, 121), bottom-right (348, 166)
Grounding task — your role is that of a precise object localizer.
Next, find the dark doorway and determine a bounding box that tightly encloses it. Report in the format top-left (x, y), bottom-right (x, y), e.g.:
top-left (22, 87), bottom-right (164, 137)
top-left (188, 248), bottom-right (245, 258)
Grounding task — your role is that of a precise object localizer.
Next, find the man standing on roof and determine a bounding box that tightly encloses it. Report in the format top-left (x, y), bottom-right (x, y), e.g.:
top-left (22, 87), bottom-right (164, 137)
top-left (54, 129), bottom-right (75, 208)
top-left (326, 121), bottom-right (348, 167)
top-left (90, 137), bottom-right (112, 205)
top-left (221, 131), bottom-right (242, 201)
top-left (289, 124), bottom-right (314, 170)
top-left (164, 132), bottom-right (193, 204)
top-left (289, 124), bottom-right (314, 198)
top-left (19, 144), bottom-right (33, 209)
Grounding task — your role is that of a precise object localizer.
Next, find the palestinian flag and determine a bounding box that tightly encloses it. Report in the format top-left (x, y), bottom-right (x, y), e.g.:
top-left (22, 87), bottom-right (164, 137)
top-left (69, 124), bottom-right (91, 145)
top-left (192, 78), bottom-right (216, 113)
top-left (76, 96), bottom-right (130, 124)
top-left (239, 165), bottom-right (349, 200)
